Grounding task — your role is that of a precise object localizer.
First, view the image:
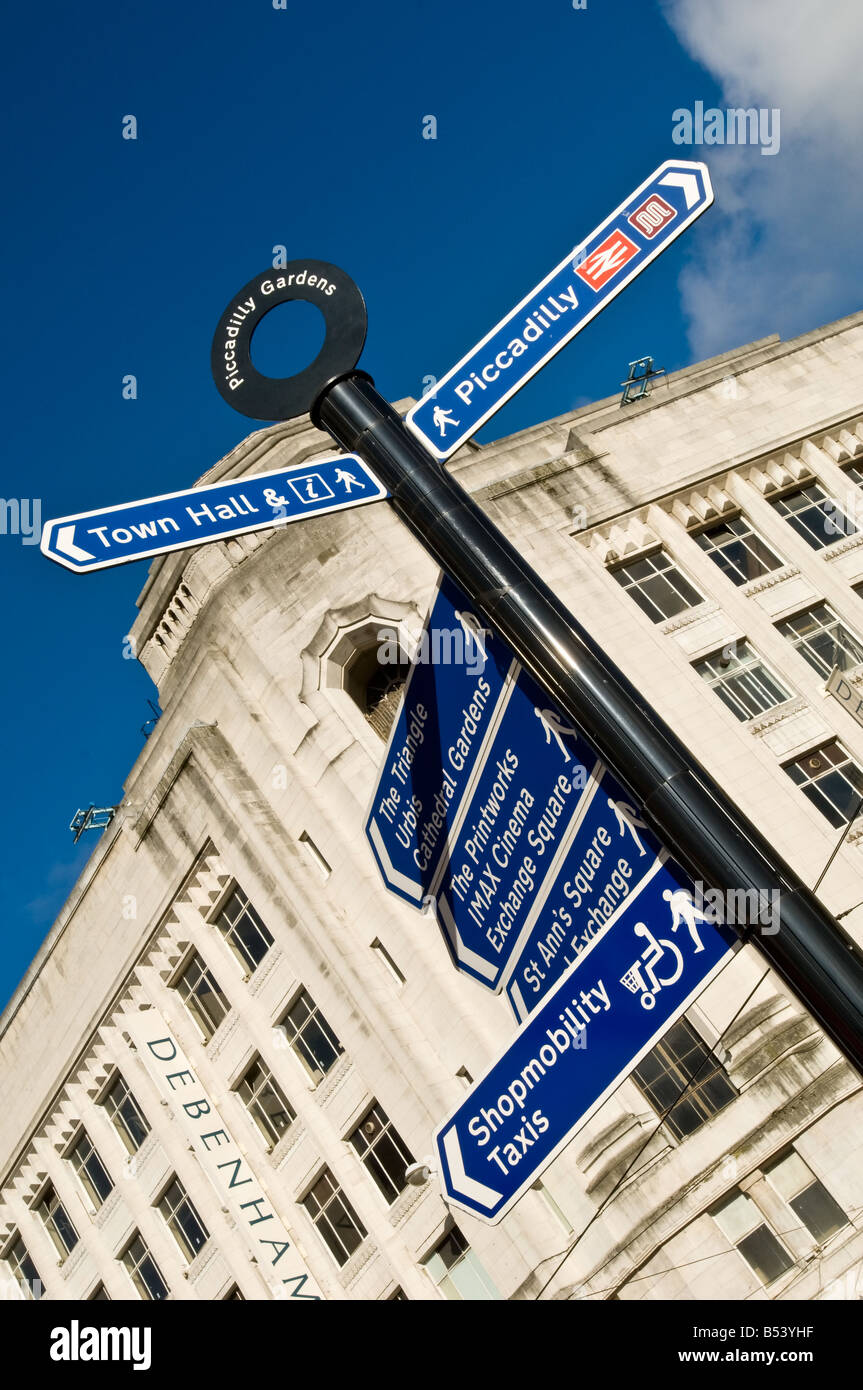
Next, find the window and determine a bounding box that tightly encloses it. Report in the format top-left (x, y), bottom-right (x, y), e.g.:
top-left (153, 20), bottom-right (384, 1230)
top-left (765, 1151), bottom-right (849, 1245)
top-left (213, 885), bottom-right (274, 973)
top-left (69, 1131), bottom-right (114, 1209)
top-left (175, 952), bottom-right (231, 1041)
top-left (37, 1184), bottom-right (78, 1258)
top-left (344, 643), bottom-right (411, 738)
top-left (423, 1226), bottom-right (500, 1300)
top-left (777, 603), bottom-right (863, 679)
top-left (88, 1283), bottom-right (110, 1300)
top-left (371, 938), bottom-right (406, 985)
top-left (223, 1284), bottom-right (245, 1300)
top-left (712, 1191), bottom-right (793, 1285)
top-left (102, 1073), bottom-right (151, 1154)
top-left (611, 551), bottom-right (703, 623)
top-left (363, 661), bottom-right (411, 738)
top-left (302, 1168), bottom-right (367, 1267)
top-left (121, 1232), bottom-right (169, 1301)
top-left (842, 462), bottom-right (863, 490)
top-left (784, 742), bottom-right (863, 828)
top-left (157, 1176), bottom-right (209, 1261)
top-left (4, 1236), bottom-right (43, 1299)
top-left (770, 483), bottom-right (857, 549)
top-left (632, 1018), bottom-right (736, 1139)
top-left (387, 1286), bottom-right (408, 1300)
top-left (299, 831), bottom-right (332, 878)
top-left (694, 516), bottom-right (784, 586)
top-left (694, 642), bottom-right (792, 721)
top-left (349, 1102), bottom-right (415, 1204)
top-left (280, 989), bottom-right (344, 1079)
top-left (236, 1055), bottom-right (296, 1146)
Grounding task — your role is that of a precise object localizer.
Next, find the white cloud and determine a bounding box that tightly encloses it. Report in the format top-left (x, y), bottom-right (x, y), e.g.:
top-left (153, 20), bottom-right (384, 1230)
top-left (661, 0), bottom-right (863, 357)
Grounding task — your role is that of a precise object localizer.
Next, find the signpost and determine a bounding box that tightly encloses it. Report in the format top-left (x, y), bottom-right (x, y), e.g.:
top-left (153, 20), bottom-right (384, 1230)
top-left (503, 775), bottom-right (673, 1020)
top-left (40, 454), bottom-right (387, 573)
top-left (41, 155), bottom-right (863, 1234)
top-left (369, 573), bottom-right (732, 1022)
top-left (406, 160), bottom-right (713, 460)
top-left (435, 880), bottom-right (736, 1223)
top-left (432, 663), bottom-right (599, 990)
top-left (365, 573), bottom-right (517, 906)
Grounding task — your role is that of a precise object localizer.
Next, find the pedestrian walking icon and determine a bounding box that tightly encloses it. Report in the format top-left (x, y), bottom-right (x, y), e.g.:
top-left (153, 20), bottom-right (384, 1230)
top-left (663, 887), bottom-right (709, 953)
top-left (334, 467), bottom-right (360, 492)
top-left (432, 406), bottom-right (459, 436)
top-left (534, 707), bottom-right (577, 761)
top-left (608, 796), bottom-right (649, 856)
top-left (454, 609), bottom-right (491, 663)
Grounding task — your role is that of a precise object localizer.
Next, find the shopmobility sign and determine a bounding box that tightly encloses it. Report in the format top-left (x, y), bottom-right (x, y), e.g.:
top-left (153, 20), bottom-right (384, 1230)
top-left (434, 882), bottom-right (736, 1222)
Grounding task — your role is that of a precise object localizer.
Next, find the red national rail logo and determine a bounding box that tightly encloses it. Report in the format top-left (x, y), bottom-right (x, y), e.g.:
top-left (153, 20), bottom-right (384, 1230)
top-left (574, 230), bottom-right (639, 291)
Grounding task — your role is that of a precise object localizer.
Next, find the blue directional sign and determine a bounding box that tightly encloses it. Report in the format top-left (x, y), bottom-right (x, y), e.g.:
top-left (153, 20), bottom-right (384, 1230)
top-left (433, 667), bottom-right (602, 989)
top-left (434, 875), bottom-right (737, 1223)
top-left (40, 454), bottom-right (388, 573)
top-left (504, 768), bottom-right (676, 1021)
top-left (366, 574), bottom-right (517, 906)
top-left (406, 160), bottom-right (713, 460)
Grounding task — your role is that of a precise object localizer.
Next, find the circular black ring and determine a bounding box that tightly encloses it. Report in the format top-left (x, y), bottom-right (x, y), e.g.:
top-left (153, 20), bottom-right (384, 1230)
top-left (210, 261), bottom-right (367, 421)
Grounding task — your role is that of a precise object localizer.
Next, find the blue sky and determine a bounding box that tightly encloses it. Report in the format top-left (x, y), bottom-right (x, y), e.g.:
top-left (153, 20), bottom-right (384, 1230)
top-left (2, 0), bottom-right (860, 1009)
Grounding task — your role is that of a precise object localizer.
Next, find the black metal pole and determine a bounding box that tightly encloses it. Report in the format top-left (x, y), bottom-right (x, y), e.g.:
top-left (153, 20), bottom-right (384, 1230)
top-left (312, 371), bottom-right (863, 1075)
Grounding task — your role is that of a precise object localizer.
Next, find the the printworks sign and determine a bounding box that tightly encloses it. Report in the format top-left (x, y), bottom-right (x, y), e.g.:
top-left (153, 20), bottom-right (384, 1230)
top-left (124, 1010), bottom-right (323, 1300)
top-left (368, 574), bottom-right (735, 1012)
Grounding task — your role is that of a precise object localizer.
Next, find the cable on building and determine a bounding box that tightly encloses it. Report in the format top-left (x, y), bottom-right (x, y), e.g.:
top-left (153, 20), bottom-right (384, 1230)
top-left (532, 964), bottom-right (772, 1300)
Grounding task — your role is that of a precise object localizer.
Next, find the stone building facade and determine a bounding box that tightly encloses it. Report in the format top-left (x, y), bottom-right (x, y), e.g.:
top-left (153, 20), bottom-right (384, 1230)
top-left (2, 310), bottom-right (863, 1301)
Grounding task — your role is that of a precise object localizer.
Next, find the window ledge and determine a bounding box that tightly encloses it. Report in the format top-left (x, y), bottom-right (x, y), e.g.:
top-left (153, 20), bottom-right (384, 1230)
top-left (311, 1054), bottom-right (352, 1106)
top-left (184, 1239), bottom-right (220, 1286)
top-left (271, 1120), bottom-right (307, 1169)
top-left (747, 696), bottom-right (809, 735)
top-left (823, 532), bottom-right (863, 561)
top-left (58, 1241), bottom-right (88, 1281)
top-left (741, 564), bottom-right (799, 597)
top-left (388, 1179), bottom-right (432, 1228)
top-left (660, 600), bottom-right (719, 636)
top-left (201, 1011), bottom-right (240, 1061)
top-left (336, 1238), bottom-right (378, 1289)
top-left (93, 1185), bottom-right (124, 1231)
top-left (247, 946), bottom-right (284, 998)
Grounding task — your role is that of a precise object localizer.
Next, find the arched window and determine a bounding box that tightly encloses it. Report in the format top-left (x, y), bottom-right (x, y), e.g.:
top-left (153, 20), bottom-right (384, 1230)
top-left (343, 642), bottom-right (411, 739)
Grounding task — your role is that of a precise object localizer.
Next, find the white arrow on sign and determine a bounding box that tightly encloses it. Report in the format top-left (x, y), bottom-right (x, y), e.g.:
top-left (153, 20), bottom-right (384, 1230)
top-left (441, 1126), bottom-right (502, 1211)
top-left (659, 170), bottom-right (700, 209)
top-left (55, 525), bottom-right (95, 563)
